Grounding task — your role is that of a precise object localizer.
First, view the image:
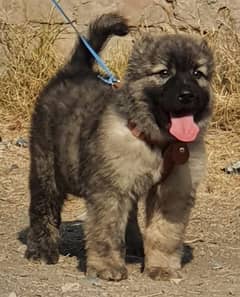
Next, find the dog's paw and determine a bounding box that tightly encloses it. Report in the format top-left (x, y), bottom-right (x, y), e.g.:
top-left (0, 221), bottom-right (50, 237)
top-left (145, 266), bottom-right (181, 281)
top-left (25, 245), bottom-right (59, 264)
top-left (25, 232), bottom-right (60, 264)
top-left (87, 265), bottom-right (128, 281)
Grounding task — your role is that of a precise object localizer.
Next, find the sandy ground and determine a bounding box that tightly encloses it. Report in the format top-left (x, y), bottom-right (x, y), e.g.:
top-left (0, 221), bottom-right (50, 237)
top-left (0, 120), bottom-right (239, 297)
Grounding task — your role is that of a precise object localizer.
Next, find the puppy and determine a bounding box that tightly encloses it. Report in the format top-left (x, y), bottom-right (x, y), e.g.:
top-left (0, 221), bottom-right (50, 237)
top-left (25, 13), bottom-right (214, 281)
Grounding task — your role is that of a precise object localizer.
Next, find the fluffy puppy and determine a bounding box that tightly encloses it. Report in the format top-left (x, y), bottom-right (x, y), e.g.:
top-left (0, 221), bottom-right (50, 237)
top-left (25, 13), bottom-right (214, 281)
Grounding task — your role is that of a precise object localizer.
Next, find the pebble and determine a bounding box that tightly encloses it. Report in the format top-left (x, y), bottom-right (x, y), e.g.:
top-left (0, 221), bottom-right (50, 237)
top-left (223, 161), bottom-right (240, 174)
top-left (170, 277), bottom-right (183, 285)
top-left (86, 276), bottom-right (101, 286)
top-left (211, 262), bottom-right (223, 270)
top-left (0, 140), bottom-right (11, 149)
top-left (61, 282), bottom-right (80, 293)
top-left (15, 137), bottom-right (28, 148)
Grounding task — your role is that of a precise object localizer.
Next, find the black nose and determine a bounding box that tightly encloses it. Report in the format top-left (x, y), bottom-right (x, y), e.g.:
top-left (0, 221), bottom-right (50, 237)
top-left (178, 90), bottom-right (195, 104)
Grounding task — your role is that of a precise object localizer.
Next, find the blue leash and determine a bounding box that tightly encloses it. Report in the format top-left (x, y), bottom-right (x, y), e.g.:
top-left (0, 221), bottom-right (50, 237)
top-left (50, 0), bottom-right (119, 85)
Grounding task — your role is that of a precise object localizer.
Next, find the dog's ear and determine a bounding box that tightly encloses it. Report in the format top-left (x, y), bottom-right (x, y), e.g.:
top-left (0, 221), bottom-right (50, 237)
top-left (200, 38), bottom-right (214, 75)
top-left (134, 34), bottom-right (156, 55)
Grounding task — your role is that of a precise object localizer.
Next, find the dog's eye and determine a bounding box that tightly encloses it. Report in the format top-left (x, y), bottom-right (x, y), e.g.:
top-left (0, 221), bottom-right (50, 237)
top-left (158, 69), bottom-right (170, 79)
top-left (193, 70), bottom-right (204, 79)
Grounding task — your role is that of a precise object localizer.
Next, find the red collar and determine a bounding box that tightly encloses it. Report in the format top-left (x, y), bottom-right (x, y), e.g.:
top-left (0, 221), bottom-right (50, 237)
top-left (127, 120), bottom-right (189, 183)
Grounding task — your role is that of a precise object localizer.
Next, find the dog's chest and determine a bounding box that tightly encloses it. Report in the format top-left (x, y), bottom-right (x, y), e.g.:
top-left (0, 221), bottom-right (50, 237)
top-left (100, 112), bottom-right (163, 194)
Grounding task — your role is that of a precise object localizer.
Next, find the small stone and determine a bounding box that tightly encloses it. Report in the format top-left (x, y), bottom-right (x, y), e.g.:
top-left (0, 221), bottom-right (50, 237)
top-left (212, 262), bottom-right (223, 270)
top-left (9, 292), bottom-right (17, 297)
top-left (17, 245), bottom-right (26, 255)
top-left (15, 137), bottom-right (28, 148)
top-left (170, 277), bottom-right (183, 285)
top-left (207, 0), bottom-right (217, 4)
top-left (86, 276), bottom-right (100, 286)
top-left (0, 140), bottom-right (11, 149)
top-left (61, 282), bottom-right (80, 293)
top-left (9, 164), bottom-right (19, 172)
top-left (222, 161), bottom-right (240, 174)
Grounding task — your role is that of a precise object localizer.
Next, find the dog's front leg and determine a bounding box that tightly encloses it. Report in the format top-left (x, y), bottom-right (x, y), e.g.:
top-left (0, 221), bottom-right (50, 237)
top-left (144, 168), bottom-right (195, 281)
top-left (85, 190), bottom-right (132, 281)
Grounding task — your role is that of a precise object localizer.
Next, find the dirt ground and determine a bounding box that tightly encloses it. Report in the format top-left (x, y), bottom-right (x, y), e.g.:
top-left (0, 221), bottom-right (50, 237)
top-left (0, 120), bottom-right (239, 297)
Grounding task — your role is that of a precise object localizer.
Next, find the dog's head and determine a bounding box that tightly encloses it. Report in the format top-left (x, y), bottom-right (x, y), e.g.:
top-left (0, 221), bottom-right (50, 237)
top-left (125, 34), bottom-right (214, 142)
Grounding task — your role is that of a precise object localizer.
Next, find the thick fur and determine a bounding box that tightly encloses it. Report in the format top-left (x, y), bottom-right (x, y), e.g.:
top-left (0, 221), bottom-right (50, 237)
top-left (26, 13), bottom-right (214, 281)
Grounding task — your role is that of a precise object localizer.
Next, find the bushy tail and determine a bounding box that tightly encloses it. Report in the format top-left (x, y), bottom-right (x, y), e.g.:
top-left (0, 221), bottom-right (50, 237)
top-left (65, 13), bottom-right (129, 75)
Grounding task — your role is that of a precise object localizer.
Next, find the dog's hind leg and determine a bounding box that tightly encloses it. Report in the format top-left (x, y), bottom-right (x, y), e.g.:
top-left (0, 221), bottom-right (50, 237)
top-left (25, 108), bottom-right (65, 264)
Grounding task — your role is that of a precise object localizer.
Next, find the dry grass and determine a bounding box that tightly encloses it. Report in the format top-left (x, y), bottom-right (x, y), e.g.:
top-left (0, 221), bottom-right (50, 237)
top-left (0, 17), bottom-right (239, 134)
top-left (0, 21), bottom-right (64, 121)
top-left (206, 28), bottom-right (240, 131)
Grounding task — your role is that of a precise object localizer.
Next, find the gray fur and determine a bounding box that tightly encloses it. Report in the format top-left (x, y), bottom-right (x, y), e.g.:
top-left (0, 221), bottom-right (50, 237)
top-left (25, 13), bottom-right (214, 281)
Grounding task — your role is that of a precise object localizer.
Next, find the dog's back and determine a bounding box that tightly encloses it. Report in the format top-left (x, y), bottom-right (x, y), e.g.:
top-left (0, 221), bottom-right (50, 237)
top-left (29, 14), bottom-right (129, 194)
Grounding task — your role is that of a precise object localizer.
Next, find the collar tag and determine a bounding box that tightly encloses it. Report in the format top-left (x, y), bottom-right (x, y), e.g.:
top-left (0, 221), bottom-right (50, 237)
top-left (160, 142), bottom-right (189, 183)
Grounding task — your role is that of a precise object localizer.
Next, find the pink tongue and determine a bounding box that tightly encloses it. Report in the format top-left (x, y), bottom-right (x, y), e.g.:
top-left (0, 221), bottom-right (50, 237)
top-left (169, 115), bottom-right (200, 142)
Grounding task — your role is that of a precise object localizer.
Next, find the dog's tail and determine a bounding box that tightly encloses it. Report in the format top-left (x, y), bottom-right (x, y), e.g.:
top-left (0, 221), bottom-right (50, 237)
top-left (66, 13), bottom-right (129, 75)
